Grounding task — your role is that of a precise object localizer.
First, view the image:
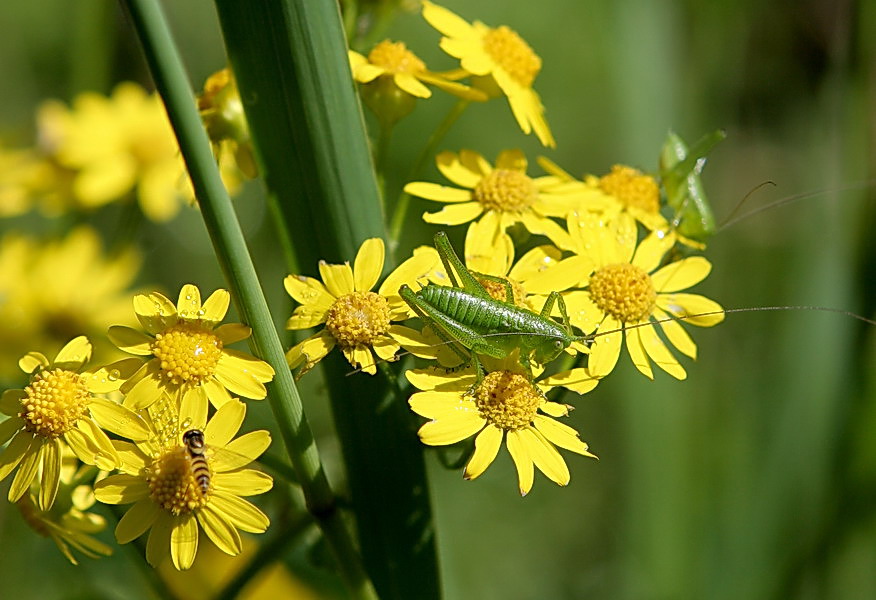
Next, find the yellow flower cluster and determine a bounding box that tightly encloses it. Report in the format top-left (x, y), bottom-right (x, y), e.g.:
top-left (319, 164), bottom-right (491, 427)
top-left (0, 284), bottom-right (275, 570)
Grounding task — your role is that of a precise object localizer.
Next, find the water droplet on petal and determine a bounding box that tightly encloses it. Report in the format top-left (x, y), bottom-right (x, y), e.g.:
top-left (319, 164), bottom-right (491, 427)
top-left (108, 369), bottom-right (121, 381)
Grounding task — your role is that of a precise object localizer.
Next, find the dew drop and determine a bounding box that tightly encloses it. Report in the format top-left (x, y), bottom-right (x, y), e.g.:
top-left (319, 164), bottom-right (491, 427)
top-left (108, 369), bottom-right (121, 382)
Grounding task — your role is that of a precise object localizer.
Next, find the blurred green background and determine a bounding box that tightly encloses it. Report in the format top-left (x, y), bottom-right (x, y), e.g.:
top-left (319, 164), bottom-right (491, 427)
top-left (1, 0), bottom-right (875, 598)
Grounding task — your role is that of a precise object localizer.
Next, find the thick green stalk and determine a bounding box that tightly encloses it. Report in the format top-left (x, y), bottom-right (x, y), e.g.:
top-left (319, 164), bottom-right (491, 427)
top-left (213, 2), bottom-right (441, 598)
top-left (120, 2), bottom-right (375, 598)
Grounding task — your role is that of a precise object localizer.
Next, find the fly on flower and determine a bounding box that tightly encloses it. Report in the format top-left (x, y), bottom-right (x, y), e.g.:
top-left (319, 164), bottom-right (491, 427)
top-left (93, 398), bottom-right (273, 570)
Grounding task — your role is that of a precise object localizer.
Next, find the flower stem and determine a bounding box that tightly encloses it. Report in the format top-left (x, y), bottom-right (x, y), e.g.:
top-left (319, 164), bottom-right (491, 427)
top-left (119, 2), bottom-right (375, 598)
top-left (389, 98), bottom-right (470, 244)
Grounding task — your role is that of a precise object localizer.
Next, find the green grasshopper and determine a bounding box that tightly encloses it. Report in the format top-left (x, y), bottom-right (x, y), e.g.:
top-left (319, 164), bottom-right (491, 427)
top-left (399, 232), bottom-right (587, 381)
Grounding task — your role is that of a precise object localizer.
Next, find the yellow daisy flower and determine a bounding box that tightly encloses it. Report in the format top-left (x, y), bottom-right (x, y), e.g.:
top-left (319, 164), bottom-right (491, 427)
top-left (93, 399), bottom-right (273, 570)
top-left (404, 149), bottom-right (599, 248)
top-left (0, 336), bottom-right (149, 510)
top-left (407, 357), bottom-right (598, 496)
top-left (563, 212), bottom-right (725, 380)
top-left (349, 40), bottom-right (486, 124)
top-left (421, 1), bottom-right (555, 147)
top-left (106, 284), bottom-right (274, 413)
top-left (16, 452), bottom-right (112, 564)
top-left (0, 226), bottom-right (142, 382)
top-left (285, 238), bottom-right (439, 377)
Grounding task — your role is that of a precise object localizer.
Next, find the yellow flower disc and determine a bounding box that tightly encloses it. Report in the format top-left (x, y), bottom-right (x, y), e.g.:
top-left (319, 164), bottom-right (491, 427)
top-left (147, 447), bottom-right (209, 515)
top-left (589, 263), bottom-right (656, 323)
top-left (151, 322), bottom-right (223, 385)
top-left (477, 276), bottom-right (526, 307)
top-left (473, 169), bottom-right (537, 212)
top-left (368, 40), bottom-right (426, 74)
top-left (325, 291), bottom-right (392, 348)
top-left (21, 368), bottom-right (90, 438)
top-left (482, 26), bottom-right (542, 88)
top-left (599, 165), bottom-right (660, 214)
top-left (473, 371), bottom-right (541, 430)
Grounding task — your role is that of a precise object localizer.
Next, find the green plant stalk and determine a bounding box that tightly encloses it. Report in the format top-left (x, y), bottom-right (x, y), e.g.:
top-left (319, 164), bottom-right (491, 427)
top-left (213, 2), bottom-right (441, 598)
top-left (120, 2), bottom-right (375, 598)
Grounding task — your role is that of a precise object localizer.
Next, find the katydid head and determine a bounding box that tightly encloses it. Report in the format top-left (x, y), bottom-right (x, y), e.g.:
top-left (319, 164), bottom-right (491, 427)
top-left (532, 335), bottom-right (570, 365)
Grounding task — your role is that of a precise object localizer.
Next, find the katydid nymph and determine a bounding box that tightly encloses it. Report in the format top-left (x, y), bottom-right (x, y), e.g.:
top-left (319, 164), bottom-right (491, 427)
top-left (399, 231), bottom-right (588, 382)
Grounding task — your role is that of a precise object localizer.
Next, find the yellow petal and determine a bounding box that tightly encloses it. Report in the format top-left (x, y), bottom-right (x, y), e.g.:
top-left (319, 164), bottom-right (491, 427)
top-left (318, 261), bottom-right (355, 298)
top-left (203, 377), bottom-right (233, 410)
top-left (201, 288), bottom-right (231, 323)
top-left (210, 492), bottom-right (270, 533)
top-left (404, 181), bottom-right (473, 202)
top-left (180, 386), bottom-right (209, 431)
top-left (518, 212), bottom-right (573, 250)
top-left (176, 284), bottom-right (203, 319)
top-left (108, 326), bottom-right (153, 355)
top-left (533, 415), bottom-right (595, 457)
top-left (405, 366), bottom-right (476, 391)
top-left (214, 323), bottom-right (251, 345)
top-left (463, 425), bottom-right (502, 480)
top-left (631, 231), bottom-right (675, 274)
top-left (465, 218), bottom-right (513, 275)
top-left (421, 1), bottom-right (474, 38)
top-left (422, 201), bottom-right (484, 225)
top-left (86, 358), bottom-right (145, 394)
top-left (418, 414), bottom-right (485, 445)
top-left (204, 399), bottom-right (246, 447)
top-left (656, 294), bottom-right (725, 326)
top-left (353, 238), bottom-right (384, 293)
top-left (409, 391), bottom-right (475, 420)
top-left (53, 335), bottom-right (92, 368)
top-left (116, 497), bottom-right (160, 543)
top-left (214, 469), bottom-right (274, 496)
top-left (196, 505), bottom-right (242, 556)
top-left (651, 256), bottom-right (713, 293)
top-left (133, 292), bottom-right (178, 334)
top-left (435, 151), bottom-right (482, 189)
top-left (0, 431), bottom-right (34, 481)
top-left (94, 474), bottom-right (150, 504)
top-left (524, 428), bottom-right (569, 486)
top-left (283, 274), bottom-right (334, 308)
top-left (0, 416), bottom-right (23, 445)
top-left (495, 149), bottom-right (527, 171)
top-left (625, 325), bottom-right (653, 380)
top-left (170, 513), bottom-right (199, 570)
top-left (508, 244), bottom-right (562, 282)
top-left (286, 305), bottom-right (330, 330)
top-left (219, 430), bottom-right (271, 471)
top-left (145, 513), bottom-right (173, 567)
top-left (506, 429), bottom-right (534, 496)
top-left (88, 397), bottom-right (150, 440)
top-left (122, 367), bottom-right (165, 410)
top-left (379, 249), bottom-right (440, 303)
top-left (524, 255), bottom-right (592, 294)
top-left (638, 324), bottom-right (687, 380)
top-left (341, 345), bottom-right (377, 375)
top-left (394, 72), bottom-right (431, 97)
top-left (19, 352), bottom-right (49, 374)
top-left (286, 331), bottom-right (335, 370)
top-left (539, 367), bottom-right (599, 395)
top-left (9, 440), bottom-right (41, 502)
top-left (654, 307), bottom-right (697, 359)
top-left (587, 317), bottom-right (623, 377)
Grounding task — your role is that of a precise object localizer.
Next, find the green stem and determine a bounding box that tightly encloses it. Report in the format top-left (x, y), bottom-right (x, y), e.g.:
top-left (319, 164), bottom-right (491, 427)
top-left (389, 99), bottom-right (470, 244)
top-left (120, 2), bottom-right (375, 598)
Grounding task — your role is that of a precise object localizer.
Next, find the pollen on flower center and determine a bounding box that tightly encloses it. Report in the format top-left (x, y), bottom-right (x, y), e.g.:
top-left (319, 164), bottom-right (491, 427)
top-left (474, 169), bottom-right (537, 212)
top-left (482, 26), bottom-right (542, 88)
top-left (599, 165), bottom-right (660, 214)
top-left (477, 276), bottom-right (526, 307)
top-left (20, 368), bottom-right (90, 438)
top-left (472, 371), bottom-right (541, 430)
top-left (151, 322), bottom-right (223, 385)
top-left (368, 40), bottom-right (426, 74)
top-left (147, 447), bottom-right (209, 516)
top-left (325, 291), bottom-right (392, 348)
top-left (589, 263), bottom-right (656, 323)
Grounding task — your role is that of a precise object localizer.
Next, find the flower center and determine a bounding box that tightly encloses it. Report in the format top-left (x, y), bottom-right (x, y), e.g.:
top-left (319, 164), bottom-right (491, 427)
top-left (147, 446), bottom-right (210, 516)
top-left (482, 26), bottom-right (542, 88)
top-left (472, 371), bottom-right (541, 430)
top-left (598, 165), bottom-right (660, 214)
top-left (477, 276), bottom-right (526, 307)
top-left (588, 263), bottom-right (656, 323)
top-left (474, 169), bottom-right (537, 212)
top-left (325, 291), bottom-right (392, 348)
top-left (151, 322), bottom-right (223, 385)
top-left (368, 40), bottom-right (426, 74)
top-left (20, 368), bottom-right (90, 438)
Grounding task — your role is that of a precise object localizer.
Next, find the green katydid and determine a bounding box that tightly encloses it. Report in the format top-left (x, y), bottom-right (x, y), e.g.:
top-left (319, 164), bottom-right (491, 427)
top-left (399, 231), bottom-right (588, 381)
